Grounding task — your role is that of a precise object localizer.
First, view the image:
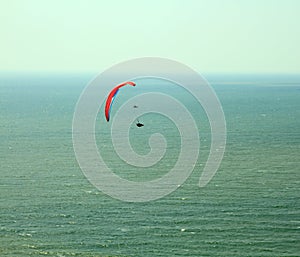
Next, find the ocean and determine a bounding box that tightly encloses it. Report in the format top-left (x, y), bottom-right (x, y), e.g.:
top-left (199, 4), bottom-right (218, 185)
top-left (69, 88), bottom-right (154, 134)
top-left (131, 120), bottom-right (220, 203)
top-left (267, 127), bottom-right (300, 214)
top-left (0, 73), bottom-right (299, 256)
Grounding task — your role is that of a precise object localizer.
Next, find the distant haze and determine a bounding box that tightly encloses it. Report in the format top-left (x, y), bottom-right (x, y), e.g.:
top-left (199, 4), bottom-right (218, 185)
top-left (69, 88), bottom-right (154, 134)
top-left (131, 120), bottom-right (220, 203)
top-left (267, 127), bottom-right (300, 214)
top-left (1, 0), bottom-right (299, 73)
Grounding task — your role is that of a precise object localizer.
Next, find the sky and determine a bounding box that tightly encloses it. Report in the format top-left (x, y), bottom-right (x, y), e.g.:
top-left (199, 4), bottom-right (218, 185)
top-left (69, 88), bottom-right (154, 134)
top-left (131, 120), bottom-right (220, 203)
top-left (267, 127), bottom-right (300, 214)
top-left (0, 0), bottom-right (299, 73)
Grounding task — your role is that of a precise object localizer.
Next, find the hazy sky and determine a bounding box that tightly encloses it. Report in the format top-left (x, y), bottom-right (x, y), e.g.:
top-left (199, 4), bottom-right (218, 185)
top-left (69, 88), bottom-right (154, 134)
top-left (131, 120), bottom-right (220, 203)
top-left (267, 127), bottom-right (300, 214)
top-left (1, 0), bottom-right (299, 73)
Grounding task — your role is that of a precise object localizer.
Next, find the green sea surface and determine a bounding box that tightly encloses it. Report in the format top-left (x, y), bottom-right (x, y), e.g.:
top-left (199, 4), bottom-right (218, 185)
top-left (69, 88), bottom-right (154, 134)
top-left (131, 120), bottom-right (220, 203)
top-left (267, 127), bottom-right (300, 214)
top-left (0, 73), bottom-right (299, 256)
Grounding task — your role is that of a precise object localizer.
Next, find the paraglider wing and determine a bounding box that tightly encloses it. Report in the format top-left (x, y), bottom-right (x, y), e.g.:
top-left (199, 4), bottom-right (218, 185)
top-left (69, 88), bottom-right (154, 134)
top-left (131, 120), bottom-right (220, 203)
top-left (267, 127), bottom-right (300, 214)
top-left (104, 81), bottom-right (136, 122)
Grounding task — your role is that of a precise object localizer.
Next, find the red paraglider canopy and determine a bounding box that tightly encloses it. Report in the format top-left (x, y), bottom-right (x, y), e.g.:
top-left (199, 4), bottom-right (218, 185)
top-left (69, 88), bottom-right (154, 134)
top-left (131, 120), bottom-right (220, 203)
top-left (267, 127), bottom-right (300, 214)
top-left (104, 81), bottom-right (136, 122)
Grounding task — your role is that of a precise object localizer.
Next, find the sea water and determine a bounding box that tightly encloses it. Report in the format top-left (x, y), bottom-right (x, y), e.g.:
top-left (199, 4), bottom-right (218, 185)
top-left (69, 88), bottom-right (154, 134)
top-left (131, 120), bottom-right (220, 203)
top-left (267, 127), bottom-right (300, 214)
top-left (0, 73), bottom-right (299, 256)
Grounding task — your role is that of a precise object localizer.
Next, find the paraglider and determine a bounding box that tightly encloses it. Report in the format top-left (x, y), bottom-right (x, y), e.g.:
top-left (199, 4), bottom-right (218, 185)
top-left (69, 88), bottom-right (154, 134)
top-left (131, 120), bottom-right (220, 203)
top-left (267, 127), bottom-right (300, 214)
top-left (104, 81), bottom-right (135, 122)
top-left (133, 105), bottom-right (144, 127)
top-left (136, 121), bottom-right (144, 127)
top-left (104, 81), bottom-right (144, 127)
